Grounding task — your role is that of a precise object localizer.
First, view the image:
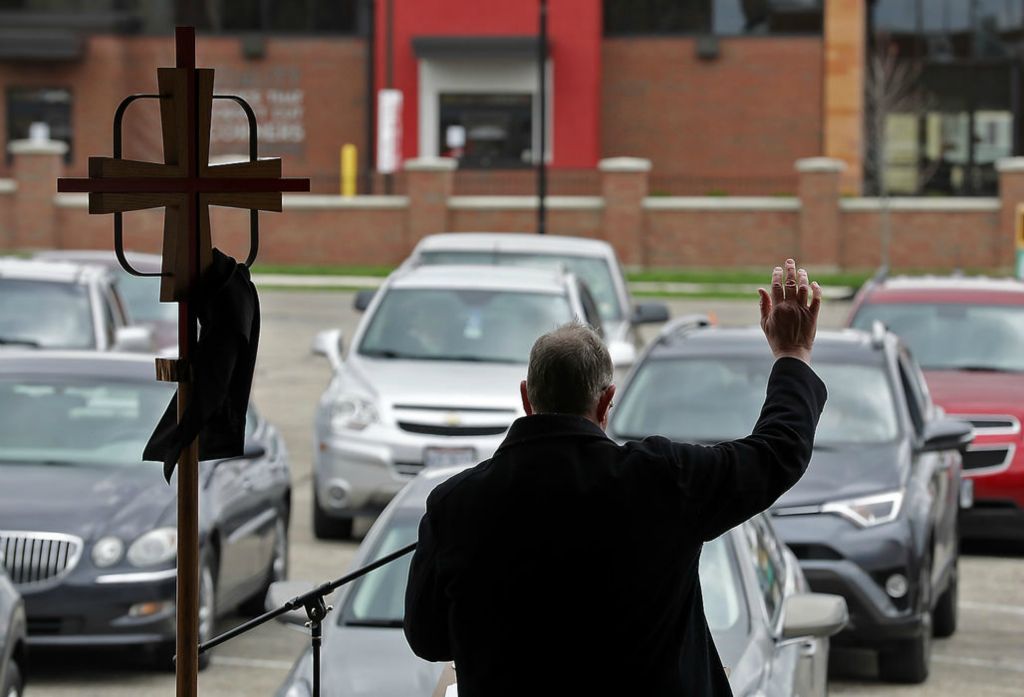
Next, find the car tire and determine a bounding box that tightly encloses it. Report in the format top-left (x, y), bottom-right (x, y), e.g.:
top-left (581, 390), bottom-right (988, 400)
top-left (933, 559), bottom-right (958, 638)
top-left (313, 481), bottom-right (353, 539)
top-left (240, 513), bottom-right (289, 616)
top-left (148, 551), bottom-right (217, 672)
top-left (2, 660), bottom-right (23, 697)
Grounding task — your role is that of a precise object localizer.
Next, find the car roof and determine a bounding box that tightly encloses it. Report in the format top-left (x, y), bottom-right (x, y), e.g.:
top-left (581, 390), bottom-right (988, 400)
top-left (0, 257), bottom-right (109, 283)
top-left (864, 275), bottom-right (1024, 303)
top-left (648, 326), bottom-right (893, 364)
top-left (414, 232), bottom-right (614, 258)
top-left (388, 263), bottom-right (572, 294)
top-left (0, 350), bottom-right (157, 381)
top-left (32, 249), bottom-right (163, 272)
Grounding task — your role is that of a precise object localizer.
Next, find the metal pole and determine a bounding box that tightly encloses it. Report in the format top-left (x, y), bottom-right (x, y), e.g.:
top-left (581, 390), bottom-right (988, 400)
top-left (537, 0), bottom-right (547, 234)
top-left (175, 26), bottom-right (201, 697)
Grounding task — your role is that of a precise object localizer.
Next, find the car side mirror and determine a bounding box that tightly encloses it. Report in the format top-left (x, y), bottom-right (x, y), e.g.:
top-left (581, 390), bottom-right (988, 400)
top-left (214, 440), bottom-right (266, 466)
top-left (780, 593), bottom-right (848, 642)
top-left (114, 325), bottom-right (154, 352)
top-left (267, 580), bottom-right (317, 627)
top-left (354, 289), bottom-right (376, 312)
top-left (631, 302), bottom-right (670, 325)
top-left (920, 418), bottom-right (974, 453)
top-left (312, 329), bottom-right (344, 372)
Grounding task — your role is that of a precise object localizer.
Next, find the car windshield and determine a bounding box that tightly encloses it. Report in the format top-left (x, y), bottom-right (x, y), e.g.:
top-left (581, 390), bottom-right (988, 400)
top-left (340, 510), bottom-right (749, 638)
top-left (418, 251), bottom-right (623, 322)
top-left (0, 278), bottom-right (95, 348)
top-left (0, 377), bottom-right (173, 466)
top-left (612, 357), bottom-right (899, 445)
top-left (852, 303), bottom-right (1024, 372)
top-left (116, 273), bottom-right (177, 325)
top-left (358, 288), bottom-right (573, 364)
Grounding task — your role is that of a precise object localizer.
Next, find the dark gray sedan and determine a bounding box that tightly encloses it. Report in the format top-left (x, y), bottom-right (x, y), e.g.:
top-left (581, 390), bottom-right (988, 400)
top-left (0, 567), bottom-right (25, 697)
top-left (0, 351), bottom-right (291, 668)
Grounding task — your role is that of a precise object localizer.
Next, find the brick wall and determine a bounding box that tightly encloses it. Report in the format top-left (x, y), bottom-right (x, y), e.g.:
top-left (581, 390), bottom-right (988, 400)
top-left (5, 151), bottom-right (1021, 271)
top-left (0, 35), bottom-right (366, 194)
top-left (601, 37), bottom-right (824, 192)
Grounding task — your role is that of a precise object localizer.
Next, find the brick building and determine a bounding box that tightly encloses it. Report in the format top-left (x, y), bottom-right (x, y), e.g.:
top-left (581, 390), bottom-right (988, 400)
top-left (2, 1), bottom-right (1022, 270)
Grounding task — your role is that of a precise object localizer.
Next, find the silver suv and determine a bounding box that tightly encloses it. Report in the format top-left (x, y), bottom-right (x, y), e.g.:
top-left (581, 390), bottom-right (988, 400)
top-left (311, 264), bottom-right (598, 538)
top-left (0, 258), bottom-right (153, 351)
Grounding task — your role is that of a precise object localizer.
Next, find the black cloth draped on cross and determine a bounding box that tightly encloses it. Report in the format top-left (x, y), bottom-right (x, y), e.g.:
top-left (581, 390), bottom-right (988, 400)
top-left (143, 248), bottom-right (260, 482)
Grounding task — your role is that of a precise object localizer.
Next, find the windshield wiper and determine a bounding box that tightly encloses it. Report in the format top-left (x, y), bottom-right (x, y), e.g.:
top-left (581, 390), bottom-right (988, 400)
top-left (0, 337), bottom-right (40, 347)
top-left (359, 349), bottom-right (418, 360)
top-left (343, 618), bottom-right (404, 628)
top-left (944, 365), bottom-right (1023, 373)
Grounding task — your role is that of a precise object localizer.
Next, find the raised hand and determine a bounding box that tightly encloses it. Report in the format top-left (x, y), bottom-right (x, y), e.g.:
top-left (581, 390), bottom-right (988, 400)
top-left (757, 259), bottom-right (821, 364)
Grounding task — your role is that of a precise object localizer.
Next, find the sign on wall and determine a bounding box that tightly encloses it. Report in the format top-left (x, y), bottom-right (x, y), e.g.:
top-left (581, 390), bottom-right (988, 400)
top-left (377, 88), bottom-right (403, 174)
top-left (212, 66), bottom-right (306, 157)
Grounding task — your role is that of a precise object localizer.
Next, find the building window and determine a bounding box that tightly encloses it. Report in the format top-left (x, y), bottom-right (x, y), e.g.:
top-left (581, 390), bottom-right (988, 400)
top-left (868, 0), bottom-right (1022, 195)
top-left (439, 94), bottom-right (534, 169)
top-left (5, 87), bottom-right (72, 163)
top-left (176, 0), bottom-right (361, 34)
top-left (603, 0), bottom-right (822, 36)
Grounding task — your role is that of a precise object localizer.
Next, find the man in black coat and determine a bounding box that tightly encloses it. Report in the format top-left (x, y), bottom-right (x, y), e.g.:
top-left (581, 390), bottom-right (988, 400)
top-left (405, 259), bottom-right (827, 696)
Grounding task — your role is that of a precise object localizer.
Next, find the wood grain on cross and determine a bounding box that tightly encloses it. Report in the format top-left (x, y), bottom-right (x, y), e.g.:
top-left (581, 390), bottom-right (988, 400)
top-left (56, 27), bottom-right (309, 697)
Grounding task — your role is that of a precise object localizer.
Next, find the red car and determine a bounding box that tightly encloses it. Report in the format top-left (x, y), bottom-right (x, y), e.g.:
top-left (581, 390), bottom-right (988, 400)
top-left (848, 276), bottom-right (1024, 540)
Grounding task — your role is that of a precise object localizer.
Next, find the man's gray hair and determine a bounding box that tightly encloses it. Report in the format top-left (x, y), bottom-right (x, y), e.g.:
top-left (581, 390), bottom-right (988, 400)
top-left (526, 321), bottom-right (613, 416)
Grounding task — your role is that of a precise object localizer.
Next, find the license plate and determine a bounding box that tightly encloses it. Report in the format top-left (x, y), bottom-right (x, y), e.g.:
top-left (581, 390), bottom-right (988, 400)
top-left (423, 447), bottom-right (477, 469)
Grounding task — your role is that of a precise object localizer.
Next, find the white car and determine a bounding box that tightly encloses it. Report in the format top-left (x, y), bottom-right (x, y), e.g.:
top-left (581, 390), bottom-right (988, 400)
top-left (405, 233), bottom-right (670, 368)
top-left (311, 264), bottom-right (603, 539)
top-left (0, 257), bottom-right (153, 351)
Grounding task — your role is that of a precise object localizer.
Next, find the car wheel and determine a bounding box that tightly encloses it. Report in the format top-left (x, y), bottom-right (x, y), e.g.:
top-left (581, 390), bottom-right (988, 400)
top-left (197, 553), bottom-right (217, 671)
top-left (313, 480), bottom-right (354, 539)
top-left (879, 555), bottom-right (933, 683)
top-left (240, 513), bottom-right (289, 616)
top-left (2, 660), bottom-right (23, 697)
top-left (933, 558), bottom-right (958, 638)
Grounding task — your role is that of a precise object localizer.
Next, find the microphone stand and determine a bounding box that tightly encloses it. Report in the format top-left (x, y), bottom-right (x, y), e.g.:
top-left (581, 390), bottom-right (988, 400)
top-left (197, 541), bottom-right (418, 697)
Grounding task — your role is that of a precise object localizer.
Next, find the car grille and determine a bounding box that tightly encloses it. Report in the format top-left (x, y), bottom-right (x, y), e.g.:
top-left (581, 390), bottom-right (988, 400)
top-left (0, 531), bottom-right (83, 587)
top-left (398, 422), bottom-right (508, 437)
top-left (949, 414), bottom-right (1020, 437)
top-left (962, 445), bottom-right (1015, 473)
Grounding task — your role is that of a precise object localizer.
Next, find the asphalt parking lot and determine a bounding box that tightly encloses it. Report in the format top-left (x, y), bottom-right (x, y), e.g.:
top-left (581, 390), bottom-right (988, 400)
top-left (28, 289), bottom-right (1024, 696)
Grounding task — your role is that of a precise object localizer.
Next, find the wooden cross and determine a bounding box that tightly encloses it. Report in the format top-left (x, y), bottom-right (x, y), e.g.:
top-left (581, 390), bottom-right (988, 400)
top-left (56, 27), bottom-right (309, 697)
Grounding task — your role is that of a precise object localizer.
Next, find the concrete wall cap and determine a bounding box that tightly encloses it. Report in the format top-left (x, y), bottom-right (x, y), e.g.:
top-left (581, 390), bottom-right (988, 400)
top-left (795, 157), bottom-right (846, 173)
top-left (598, 157), bottom-right (652, 172)
top-left (995, 157), bottom-right (1024, 173)
top-left (0, 179), bottom-right (17, 194)
top-left (404, 157), bottom-right (458, 172)
top-left (282, 194), bottom-right (409, 210)
top-left (8, 139), bottom-right (69, 156)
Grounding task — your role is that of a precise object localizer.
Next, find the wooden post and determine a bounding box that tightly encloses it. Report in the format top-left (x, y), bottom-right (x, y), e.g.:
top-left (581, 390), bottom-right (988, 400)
top-left (55, 26), bottom-right (309, 697)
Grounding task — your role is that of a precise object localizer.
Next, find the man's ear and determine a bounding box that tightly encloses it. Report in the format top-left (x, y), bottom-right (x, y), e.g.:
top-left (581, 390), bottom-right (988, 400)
top-left (520, 380), bottom-right (534, 416)
top-left (596, 384), bottom-right (616, 427)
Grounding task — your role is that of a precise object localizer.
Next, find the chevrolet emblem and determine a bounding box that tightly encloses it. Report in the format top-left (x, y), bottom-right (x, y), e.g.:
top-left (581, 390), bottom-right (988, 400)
top-left (444, 413), bottom-right (462, 427)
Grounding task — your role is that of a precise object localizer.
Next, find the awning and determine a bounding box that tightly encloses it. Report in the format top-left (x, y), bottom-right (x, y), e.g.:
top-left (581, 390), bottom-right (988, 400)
top-left (412, 36), bottom-right (547, 60)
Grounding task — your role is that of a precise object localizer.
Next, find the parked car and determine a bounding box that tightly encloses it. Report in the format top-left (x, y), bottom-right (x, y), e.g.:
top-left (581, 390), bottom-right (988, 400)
top-left (273, 464), bottom-right (847, 697)
top-left (404, 232), bottom-right (670, 368)
top-left (311, 264), bottom-right (607, 539)
top-left (849, 275), bottom-right (1024, 540)
top-left (0, 566), bottom-right (26, 697)
top-left (0, 351), bottom-right (290, 668)
top-left (608, 319), bottom-right (972, 683)
top-left (33, 250), bottom-right (177, 352)
top-left (0, 257), bottom-right (153, 352)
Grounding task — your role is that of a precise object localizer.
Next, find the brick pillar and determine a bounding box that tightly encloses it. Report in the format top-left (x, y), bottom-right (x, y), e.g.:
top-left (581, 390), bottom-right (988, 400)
top-left (997, 157), bottom-right (1024, 268)
top-left (9, 139), bottom-right (67, 250)
top-left (404, 157), bottom-right (455, 251)
top-left (599, 157), bottom-right (650, 266)
top-left (823, 0), bottom-right (865, 195)
top-left (797, 157), bottom-right (845, 270)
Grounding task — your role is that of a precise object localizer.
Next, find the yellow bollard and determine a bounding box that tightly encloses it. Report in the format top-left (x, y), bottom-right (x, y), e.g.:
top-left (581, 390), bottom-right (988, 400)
top-left (341, 144), bottom-right (357, 197)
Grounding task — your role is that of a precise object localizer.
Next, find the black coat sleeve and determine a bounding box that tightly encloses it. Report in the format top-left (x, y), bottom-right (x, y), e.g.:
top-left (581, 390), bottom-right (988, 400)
top-left (404, 494), bottom-right (453, 661)
top-left (660, 357), bottom-right (827, 541)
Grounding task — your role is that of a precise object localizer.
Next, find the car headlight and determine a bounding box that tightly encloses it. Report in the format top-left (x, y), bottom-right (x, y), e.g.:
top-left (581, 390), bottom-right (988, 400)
top-left (282, 682), bottom-right (312, 697)
top-left (822, 490), bottom-right (903, 528)
top-left (127, 527), bottom-right (177, 567)
top-left (92, 536), bottom-right (124, 568)
top-left (329, 394), bottom-right (379, 431)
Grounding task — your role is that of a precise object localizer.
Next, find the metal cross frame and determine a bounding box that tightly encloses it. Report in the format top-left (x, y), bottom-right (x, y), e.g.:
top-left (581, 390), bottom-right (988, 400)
top-left (56, 27), bottom-right (309, 696)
